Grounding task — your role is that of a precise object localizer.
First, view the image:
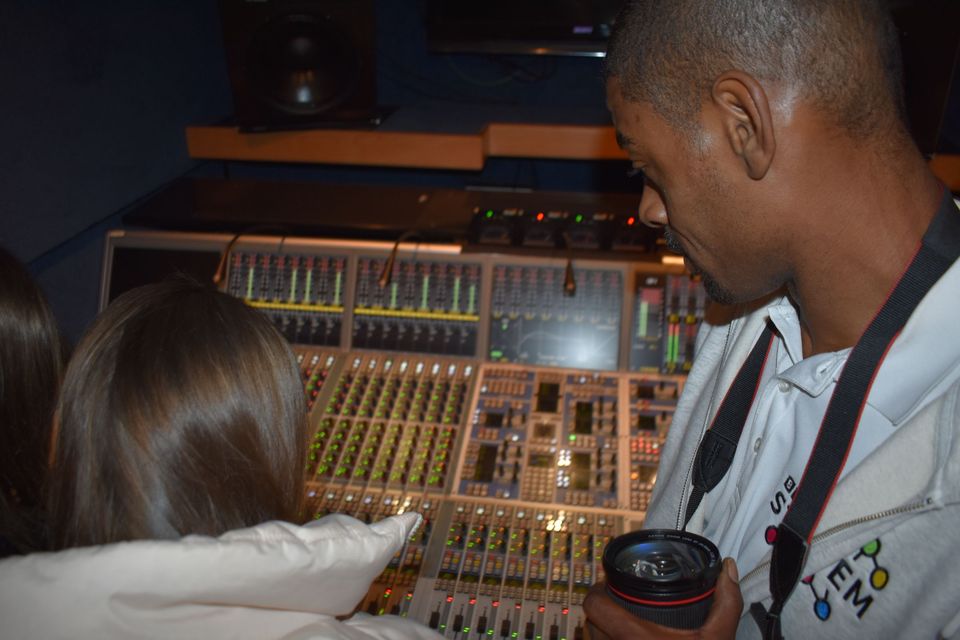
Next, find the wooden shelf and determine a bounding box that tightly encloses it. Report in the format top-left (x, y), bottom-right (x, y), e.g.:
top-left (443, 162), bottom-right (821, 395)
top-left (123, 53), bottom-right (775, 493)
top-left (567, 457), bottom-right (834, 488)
top-left (186, 122), bottom-right (621, 169)
top-left (484, 123), bottom-right (621, 160)
top-left (186, 122), bottom-right (960, 190)
top-left (186, 126), bottom-right (486, 170)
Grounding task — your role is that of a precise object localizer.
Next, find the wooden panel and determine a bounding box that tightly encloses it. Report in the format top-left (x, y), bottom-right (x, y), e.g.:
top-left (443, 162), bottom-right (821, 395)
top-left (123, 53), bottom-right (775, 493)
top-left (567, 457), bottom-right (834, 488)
top-left (185, 126), bottom-right (486, 170)
top-left (930, 154), bottom-right (960, 191)
top-left (186, 123), bottom-right (959, 185)
top-left (484, 123), bottom-right (623, 160)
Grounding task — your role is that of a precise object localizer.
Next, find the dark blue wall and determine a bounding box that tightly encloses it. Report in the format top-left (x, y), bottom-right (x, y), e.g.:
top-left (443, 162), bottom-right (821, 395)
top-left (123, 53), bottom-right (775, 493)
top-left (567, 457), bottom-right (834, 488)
top-left (0, 1), bottom-right (233, 343)
top-left (1, 0), bottom-right (617, 344)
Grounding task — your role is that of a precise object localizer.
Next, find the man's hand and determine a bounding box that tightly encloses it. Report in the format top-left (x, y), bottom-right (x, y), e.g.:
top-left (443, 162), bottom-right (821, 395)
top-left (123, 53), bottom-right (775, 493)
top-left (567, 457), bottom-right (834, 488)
top-left (582, 558), bottom-right (743, 639)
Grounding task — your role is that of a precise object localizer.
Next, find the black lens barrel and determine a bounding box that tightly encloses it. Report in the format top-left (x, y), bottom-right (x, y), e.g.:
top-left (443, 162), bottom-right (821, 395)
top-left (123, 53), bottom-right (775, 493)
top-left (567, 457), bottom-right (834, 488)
top-left (602, 529), bottom-right (721, 630)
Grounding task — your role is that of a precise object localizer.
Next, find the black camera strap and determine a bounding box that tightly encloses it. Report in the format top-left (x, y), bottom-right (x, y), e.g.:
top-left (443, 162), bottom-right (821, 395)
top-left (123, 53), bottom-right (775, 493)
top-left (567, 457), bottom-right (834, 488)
top-left (683, 323), bottom-right (775, 526)
top-left (682, 190), bottom-right (960, 639)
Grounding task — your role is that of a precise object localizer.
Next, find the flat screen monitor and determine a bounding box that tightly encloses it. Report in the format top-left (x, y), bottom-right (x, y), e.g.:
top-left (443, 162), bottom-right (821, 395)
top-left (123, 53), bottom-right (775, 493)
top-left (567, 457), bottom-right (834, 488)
top-left (425, 0), bottom-right (622, 57)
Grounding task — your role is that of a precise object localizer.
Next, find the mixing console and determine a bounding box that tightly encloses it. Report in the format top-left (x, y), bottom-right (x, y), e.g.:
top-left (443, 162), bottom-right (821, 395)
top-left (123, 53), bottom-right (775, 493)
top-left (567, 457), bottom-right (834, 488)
top-left (102, 230), bottom-right (710, 640)
top-left (294, 344), bottom-right (684, 639)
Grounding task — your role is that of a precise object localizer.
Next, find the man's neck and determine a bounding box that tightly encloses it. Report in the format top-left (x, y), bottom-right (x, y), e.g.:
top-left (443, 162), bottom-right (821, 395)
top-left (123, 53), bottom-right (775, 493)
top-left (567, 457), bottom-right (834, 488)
top-left (787, 155), bottom-right (943, 358)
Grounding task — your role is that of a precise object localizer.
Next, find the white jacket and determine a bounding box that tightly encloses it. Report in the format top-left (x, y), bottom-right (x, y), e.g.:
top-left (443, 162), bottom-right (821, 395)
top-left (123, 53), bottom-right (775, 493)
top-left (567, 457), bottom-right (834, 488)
top-left (0, 512), bottom-right (443, 639)
top-left (644, 292), bottom-right (960, 638)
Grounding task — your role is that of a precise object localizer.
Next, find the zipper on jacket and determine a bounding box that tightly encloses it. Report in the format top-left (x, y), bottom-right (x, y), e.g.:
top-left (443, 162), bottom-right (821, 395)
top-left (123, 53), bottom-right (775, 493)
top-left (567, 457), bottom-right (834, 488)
top-left (739, 497), bottom-right (933, 585)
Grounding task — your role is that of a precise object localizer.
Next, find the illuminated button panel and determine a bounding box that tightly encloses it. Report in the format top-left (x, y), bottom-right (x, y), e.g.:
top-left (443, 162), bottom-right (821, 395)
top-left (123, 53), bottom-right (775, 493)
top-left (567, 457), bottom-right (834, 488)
top-left (306, 354), bottom-right (474, 492)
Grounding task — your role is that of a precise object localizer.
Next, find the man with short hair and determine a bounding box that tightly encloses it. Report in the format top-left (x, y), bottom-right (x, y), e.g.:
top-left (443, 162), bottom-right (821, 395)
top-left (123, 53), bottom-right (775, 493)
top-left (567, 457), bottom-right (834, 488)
top-left (585, 1), bottom-right (960, 637)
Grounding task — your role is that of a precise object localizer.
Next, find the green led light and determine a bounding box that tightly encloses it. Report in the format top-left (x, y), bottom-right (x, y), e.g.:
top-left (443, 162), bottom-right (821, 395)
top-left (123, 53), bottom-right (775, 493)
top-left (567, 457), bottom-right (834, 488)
top-left (575, 214), bottom-right (583, 223)
top-left (485, 210), bottom-right (494, 218)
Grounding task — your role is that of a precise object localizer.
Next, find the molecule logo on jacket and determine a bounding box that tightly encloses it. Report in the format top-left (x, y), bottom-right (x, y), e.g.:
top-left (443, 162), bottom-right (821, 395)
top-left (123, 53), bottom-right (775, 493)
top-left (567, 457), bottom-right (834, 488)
top-left (800, 539), bottom-right (889, 622)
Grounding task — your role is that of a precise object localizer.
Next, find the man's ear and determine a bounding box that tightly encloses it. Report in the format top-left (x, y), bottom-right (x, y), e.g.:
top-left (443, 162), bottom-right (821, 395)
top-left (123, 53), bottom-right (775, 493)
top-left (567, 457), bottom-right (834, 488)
top-left (711, 71), bottom-right (776, 180)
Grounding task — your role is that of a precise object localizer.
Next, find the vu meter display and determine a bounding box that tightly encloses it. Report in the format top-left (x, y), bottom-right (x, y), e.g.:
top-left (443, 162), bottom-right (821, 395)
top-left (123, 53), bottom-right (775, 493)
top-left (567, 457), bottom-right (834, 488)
top-left (353, 257), bottom-right (481, 356)
top-left (228, 251), bottom-right (346, 346)
top-left (488, 265), bottom-right (622, 371)
top-left (630, 272), bottom-right (707, 373)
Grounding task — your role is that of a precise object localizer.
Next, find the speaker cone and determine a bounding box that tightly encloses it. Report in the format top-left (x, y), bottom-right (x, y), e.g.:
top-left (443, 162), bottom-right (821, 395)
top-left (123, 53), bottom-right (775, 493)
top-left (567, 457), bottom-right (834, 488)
top-left (245, 13), bottom-right (360, 116)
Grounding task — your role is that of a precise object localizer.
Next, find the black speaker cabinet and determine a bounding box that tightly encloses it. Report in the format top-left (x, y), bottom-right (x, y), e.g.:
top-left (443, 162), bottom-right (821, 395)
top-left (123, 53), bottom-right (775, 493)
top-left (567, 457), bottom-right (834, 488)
top-left (218, 0), bottom-right (380, 131)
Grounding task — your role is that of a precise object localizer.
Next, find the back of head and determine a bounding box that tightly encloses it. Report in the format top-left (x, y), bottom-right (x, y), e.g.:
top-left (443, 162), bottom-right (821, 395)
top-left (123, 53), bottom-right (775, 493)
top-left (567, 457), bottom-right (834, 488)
top-left (0, 248), bottom-right (66, 554)
top-left (605, 0), bottom-right (908, 142)
top-left (46, 276), bottom-right (308, 549)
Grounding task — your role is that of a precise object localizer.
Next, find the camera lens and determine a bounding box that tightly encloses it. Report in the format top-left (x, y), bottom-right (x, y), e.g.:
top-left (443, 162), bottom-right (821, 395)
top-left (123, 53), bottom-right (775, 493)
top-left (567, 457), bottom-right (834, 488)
top-left (602, 529), bottom-right (721, 629)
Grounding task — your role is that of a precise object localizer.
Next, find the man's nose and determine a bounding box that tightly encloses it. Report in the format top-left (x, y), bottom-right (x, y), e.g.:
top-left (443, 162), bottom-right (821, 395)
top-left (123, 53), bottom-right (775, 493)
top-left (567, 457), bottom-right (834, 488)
top-left (639, 185), bottom-right (668, 228)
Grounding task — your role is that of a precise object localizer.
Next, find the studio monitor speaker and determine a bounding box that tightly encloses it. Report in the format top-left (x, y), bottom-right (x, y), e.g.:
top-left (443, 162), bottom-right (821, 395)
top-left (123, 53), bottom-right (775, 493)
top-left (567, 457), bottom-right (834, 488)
top-left (218, 0), bottom-right (380, 131)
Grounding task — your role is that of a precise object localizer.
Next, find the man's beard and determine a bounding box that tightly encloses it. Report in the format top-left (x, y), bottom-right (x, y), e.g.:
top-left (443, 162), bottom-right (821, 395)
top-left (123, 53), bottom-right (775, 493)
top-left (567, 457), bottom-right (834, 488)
top-left (663, 226), bottom-right (737, 305)
top-left (663, 226), bottom-right (685, 256)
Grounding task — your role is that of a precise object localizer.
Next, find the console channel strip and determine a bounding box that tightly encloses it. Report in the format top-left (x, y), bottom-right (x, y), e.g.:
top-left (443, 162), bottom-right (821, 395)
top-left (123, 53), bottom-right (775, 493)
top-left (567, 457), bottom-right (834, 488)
top-left (353, 257), bottom-right (482, 356)
top-left (303, 353), bottom-right (476, 492)
top-left (295, 347), bottom-right (341, 413)
top-left (228, 251), bottom-right (347, 347)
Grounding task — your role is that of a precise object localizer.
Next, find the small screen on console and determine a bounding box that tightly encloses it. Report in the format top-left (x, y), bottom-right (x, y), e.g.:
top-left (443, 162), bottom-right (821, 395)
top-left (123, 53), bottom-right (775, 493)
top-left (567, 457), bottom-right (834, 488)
top-left (488, 265), bottom-right (622, 370)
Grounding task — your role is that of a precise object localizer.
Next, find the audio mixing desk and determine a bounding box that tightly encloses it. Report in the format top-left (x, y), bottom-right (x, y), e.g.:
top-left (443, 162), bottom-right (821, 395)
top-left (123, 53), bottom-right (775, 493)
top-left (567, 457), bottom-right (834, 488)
top-left (101, 229), bottom-right (708, 640)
